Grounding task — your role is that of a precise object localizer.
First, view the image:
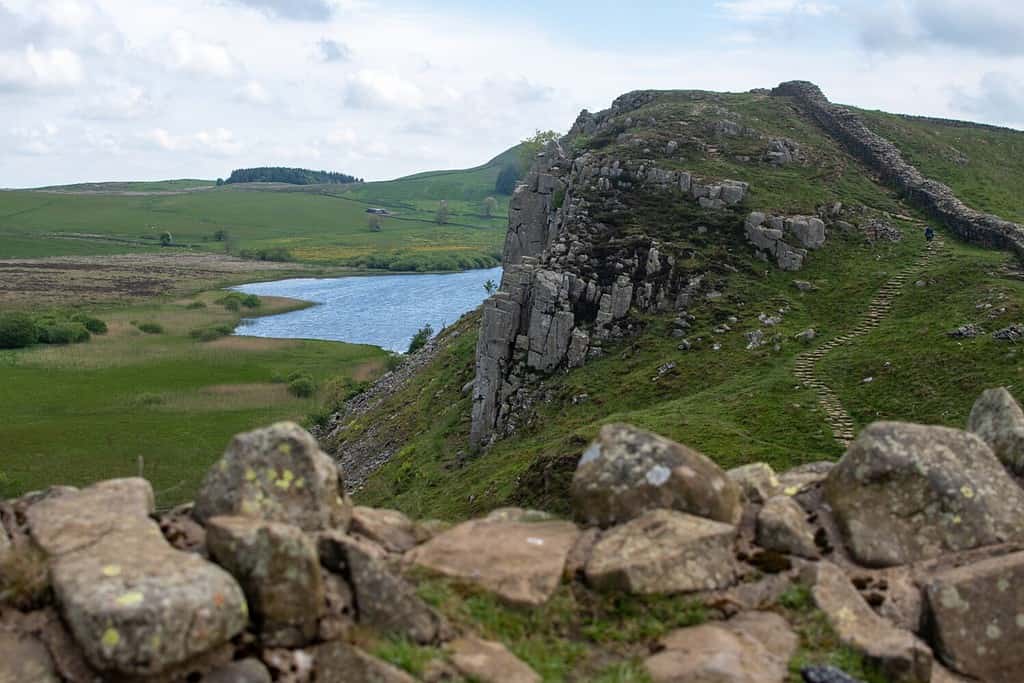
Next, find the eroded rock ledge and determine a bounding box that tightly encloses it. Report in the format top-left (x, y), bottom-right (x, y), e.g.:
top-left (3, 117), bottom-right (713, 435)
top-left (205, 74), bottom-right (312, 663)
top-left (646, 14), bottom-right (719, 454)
top-left (5, 387), bottom-right (1024, 682)
top-left (772, 80), bottom-right (1024, 259)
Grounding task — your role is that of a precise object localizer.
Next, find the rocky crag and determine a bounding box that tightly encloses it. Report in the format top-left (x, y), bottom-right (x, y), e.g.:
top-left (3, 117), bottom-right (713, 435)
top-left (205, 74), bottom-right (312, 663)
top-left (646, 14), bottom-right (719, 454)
top-left (6, 387), bottom-right (1024, 681)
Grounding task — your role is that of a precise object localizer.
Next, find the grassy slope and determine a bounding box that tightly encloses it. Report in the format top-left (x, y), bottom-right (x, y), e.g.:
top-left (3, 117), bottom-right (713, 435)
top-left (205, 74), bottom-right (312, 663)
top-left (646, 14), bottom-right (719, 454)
top-left (0, 148), bottom-right (520, 270)
top-left (0, 293), bottom-right (388, 507)
top-left (856, 110), bottom-right (1024, 224)
top-left (340, 90), bottom-right (1023, 522)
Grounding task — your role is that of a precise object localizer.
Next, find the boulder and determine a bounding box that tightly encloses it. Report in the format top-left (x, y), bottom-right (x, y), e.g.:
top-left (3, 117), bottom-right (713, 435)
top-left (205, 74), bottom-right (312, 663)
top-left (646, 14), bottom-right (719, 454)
top-left (727, 462), bottom-right (782, 504)
top-left (824, 422), bottom-right (1024, 567)
top-left (312, 641), bottom-right (416, 683)
top-left (571, 424), bottom-right (742, 528)
top-left (0, 631), bottom-right (60, 683)
top-left (350, 506), bottom-right (422, 553)
top-left (967, 387), bottom-right (1024, 473)
top-left (193, 422), bottom-right (351, 532)
top-left (26, 478), bottom-right (247, 677)
top-left (924, 551), bottom-right (1024, 683)
top-left (318, 531), bottom-right (444, 644)
top-left (204, 658), bottom-right (273, 683)
top-left (448, 636), bottom-right (540, 683)
top-left (810, 562), bottom-right (932, 683)
top-left (405, 519), bottom-right (579, 607)
top-left (644, 611), bottom-right (796, 683)
top-left (585, 509), bottom-right (737, 595)
top-left (756, 496), bottom-right (818, 559)
top-left (206, 516), bottom-right (324, 647)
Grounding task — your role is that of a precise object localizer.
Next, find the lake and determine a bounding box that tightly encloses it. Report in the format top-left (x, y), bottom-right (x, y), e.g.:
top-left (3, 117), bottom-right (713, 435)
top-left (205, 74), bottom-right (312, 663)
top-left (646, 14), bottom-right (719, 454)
top-left (232, 267), bottom-right (502, 352)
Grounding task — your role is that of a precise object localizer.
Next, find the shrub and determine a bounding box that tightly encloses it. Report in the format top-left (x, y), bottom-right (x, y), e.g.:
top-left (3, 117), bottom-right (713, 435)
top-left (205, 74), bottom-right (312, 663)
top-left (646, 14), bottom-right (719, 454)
top-left (186, 301), bottom-right (207, 310)
top-left (38, 323), bottom-right (90, 345)
top-left (223, 298), bottom-right (241, 312)
top-left (189, 324), bottom-right (234, 342)
top-left (218, 292), bottom-right (260, 311)
top-left (137, 322), bottom-right (164, 334)
top-left (407, 324), bottom-right (434, 354)
top-left (71, 314), bottom-right (108, 334)
top-left (288, 375), bottom-right (317, 398)
top-left (0, 313), bottom-right (38, 349)
top-left (132, 393), bottom-right (165, 407)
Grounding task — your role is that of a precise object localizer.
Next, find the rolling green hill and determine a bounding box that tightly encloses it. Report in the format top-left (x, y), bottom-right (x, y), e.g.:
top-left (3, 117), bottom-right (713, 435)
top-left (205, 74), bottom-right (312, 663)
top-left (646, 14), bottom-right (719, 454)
top-left (0, 147), bottom-right (522, 271)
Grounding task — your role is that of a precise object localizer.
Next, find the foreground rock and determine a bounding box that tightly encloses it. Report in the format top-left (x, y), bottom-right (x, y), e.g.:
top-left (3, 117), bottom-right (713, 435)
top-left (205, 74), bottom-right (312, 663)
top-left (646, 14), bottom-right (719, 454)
top-left (0, 630), bottom-right (60, 683)
top-left (312, 641), bottom-right (416, 682)
top-left (194, 421), bottom-right (351, 532)
top-left (756, 496), bottom-right (818, 559)
top-left (350, 506), bottom-right (424, 553)
top-left (967, 387), bottom-right (1024, 473)
top-left (406, 517), bottom-right (579, 606)
top-left (27, 478), bottom-right (248, 678)
top-left (571, 424), bottom-right (742, 527)
top-left (206, 516), bottom-right (324, 647)
top-left (585, 509), bottom-right (737, 594)
top-left (727, 462), bottom-right (782, 504)
top-left (644, 611), bottom-right (797, 683)
top-left (448, 635), bottom-right (541, 683)
top-left (810, 562), bottom-right (932, 683)
top-left (924, 551), bottom-right (1024, 683)
top-left (824, 422), bottom-right (1024, 566)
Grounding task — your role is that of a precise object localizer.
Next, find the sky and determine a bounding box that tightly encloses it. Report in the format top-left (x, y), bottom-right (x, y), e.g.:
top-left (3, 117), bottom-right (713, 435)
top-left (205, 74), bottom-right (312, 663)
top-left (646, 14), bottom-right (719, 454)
top-left (1, 0), bottom-right (1023, 187)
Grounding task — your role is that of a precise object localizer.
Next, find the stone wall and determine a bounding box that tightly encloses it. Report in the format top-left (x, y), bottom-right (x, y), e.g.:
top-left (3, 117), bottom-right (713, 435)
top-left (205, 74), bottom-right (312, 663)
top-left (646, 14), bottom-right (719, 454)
top-left (772, 80), bottom-right (1024, 259)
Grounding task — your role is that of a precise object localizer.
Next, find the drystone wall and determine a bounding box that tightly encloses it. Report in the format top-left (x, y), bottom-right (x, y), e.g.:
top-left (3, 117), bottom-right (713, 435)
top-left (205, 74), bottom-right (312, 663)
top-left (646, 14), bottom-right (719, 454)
top-left (772, 80), bottom-right (1024, 259)
top-left (6, 388), bottom-right (1024, 682)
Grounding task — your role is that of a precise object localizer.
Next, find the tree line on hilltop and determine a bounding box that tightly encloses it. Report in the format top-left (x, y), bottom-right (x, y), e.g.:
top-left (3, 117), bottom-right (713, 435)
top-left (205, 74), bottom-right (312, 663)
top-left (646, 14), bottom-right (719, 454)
top-left (224, 167), bottom-right (363, 186)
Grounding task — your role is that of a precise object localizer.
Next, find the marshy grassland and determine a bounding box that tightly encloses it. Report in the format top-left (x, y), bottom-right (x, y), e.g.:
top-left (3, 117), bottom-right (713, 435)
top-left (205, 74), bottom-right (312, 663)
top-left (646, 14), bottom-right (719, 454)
top-left (0, 288), bottom-right (389, 507)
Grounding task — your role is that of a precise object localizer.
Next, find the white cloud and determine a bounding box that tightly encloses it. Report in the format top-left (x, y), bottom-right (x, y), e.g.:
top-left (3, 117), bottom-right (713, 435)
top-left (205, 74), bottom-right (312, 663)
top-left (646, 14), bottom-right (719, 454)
top-left (143, 127), bottom-right (244, 156)
top-left (856, 1), bottom-right (1024, 56)
top-left (342, 70), bottom-right (425, 110)
top-left (951, 73), bottom-right (1024, 127)
top-left (7, 123), bottom-right (61, 155)
top-left (224, 0), bottom-right (336, 22)
top-left (716, 0), bottom-right (837, 20)
top-left (166, 30), bottom-right (238, 78)
top-left (78, 84), bottom-right (152, 119)
top-left (0, 45), bottom-right (84, 91)
top-left (317, 38), bottom-right (351, 63)
top-left (234, 80), bottom-right (271, 105)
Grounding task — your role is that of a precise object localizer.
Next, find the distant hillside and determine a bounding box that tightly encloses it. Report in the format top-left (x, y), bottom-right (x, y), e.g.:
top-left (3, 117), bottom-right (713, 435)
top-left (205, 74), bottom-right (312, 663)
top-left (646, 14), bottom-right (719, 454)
top-left (226, 167), bottom-right (362, 185)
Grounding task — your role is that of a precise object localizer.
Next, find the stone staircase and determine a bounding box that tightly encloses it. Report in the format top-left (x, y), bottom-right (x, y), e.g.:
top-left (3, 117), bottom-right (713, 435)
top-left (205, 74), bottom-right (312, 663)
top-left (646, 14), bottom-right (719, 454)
top-left (794, 239), bottom-right (943, 446)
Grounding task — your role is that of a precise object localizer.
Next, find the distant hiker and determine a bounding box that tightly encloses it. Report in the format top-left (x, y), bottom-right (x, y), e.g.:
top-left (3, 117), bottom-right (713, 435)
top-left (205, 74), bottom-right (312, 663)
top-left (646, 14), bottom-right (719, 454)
top-left (925, 226), bottom-right (935, 242)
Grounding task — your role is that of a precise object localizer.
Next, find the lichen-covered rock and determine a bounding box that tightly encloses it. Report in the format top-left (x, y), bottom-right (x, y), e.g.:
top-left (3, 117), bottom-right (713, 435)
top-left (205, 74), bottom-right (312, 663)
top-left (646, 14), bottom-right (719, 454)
top-left (967, 387), bottom-right (1024, 473)
top-left (727, 462), bottom-right (782, 504)
top-left (206, 516), bottom-right (324, 647)
top-left (571, 424), bottom-right (742, 527)
top-left (585, 509), bottom-right (737, 595)
top-left (448, 635), bottom-right (541, 683)
top-left (0, 630), bottom-right (60, 683)
top-left (810, 562), bottom-right (932, 683)
top-left (924, 551), bottom-right (1024, 683)
top-left (405, 518), bottom-right (579, 606)
top-left (312, 640), bottom-right (417, 683)
top-left (318, 531), bottom-right (444, 644)
top-left (25, 478), bottom-right (247, 677)
top-left (756, 496), bottom-right (818, 559)
top-left (204, 658), bottom-right (273, 683)
top-left (824, 422), bottom-right (1024, 567)
top-left (644, 611), bottom-right (796, 683)
top-left (193, 422), bottom-right (351, 532)
top-left (350, 506), bottom-right (423, 554)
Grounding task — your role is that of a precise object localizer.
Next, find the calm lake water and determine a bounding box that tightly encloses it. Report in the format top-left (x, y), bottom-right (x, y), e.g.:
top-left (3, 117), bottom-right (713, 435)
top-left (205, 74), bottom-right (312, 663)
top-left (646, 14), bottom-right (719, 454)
top-left (232, 267), bottom-right (502, 352)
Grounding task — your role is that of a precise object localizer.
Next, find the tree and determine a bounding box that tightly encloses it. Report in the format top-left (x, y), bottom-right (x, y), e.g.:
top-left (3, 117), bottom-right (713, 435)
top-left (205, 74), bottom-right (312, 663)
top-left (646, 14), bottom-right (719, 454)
top-left (216, 178), bottom-right (224, 186)
top-left (482, 196), bottom-right (498, 217)
top-left (435, 200), bottom-right (449, 225)
top-left (483, 279), bottom-right (497, 295)
top-left (407, 323), bottom-right (434, 354)
top-left (159, 231), bottom-right (173, 246)
top-left (367, 214), bottom-right (382, 232)
top-left (518, 129), bottom-right (562, 173)
top-left (213, 229), bottom-right (229, 242)
top-left (495, 164), bottom-right (520, 195)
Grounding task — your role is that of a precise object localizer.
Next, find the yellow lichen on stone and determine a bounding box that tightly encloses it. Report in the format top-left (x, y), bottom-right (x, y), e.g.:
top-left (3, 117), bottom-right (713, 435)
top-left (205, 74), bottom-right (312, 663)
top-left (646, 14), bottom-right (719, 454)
top-left (275, 469), bottom-right (295, 490)
top-left (101, 628), bottom-right (120, 649)
top-left (960, 485), bottom-right (975, 499)
top-left (294, 477), bottom-right (305, 489)
top-left (278, 442), bottom-right (292, 455)
top-left (244, 467), bottom-right (257, 482)
top-left (115, 591), bottom-right (144, 607)
top-left (784, 486), bottom-right (800, 496)
top-left (102, 564), bottom-right (122, 577)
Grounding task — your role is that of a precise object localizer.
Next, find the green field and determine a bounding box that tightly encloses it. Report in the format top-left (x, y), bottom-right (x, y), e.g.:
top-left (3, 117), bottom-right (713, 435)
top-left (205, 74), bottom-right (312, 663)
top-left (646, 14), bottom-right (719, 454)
top-left (0, 293), bottom-right (389, 507)
top-left (0, 148), bottom-right (519, 271)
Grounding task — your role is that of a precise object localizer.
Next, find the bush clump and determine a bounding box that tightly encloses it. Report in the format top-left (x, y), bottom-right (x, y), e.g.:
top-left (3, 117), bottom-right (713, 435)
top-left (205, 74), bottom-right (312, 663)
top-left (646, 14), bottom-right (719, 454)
top-left (136, 322), bottom-right (164, 335)
top-left (407, 324), bottom-right (434, 354)
top-left (185, 301), bottom-right (207, 310)
top-left (37, 322), bottom-right (91, 345)
top-left (217, 292), bottom-right (261, 312)
top-left (190, 324), bottom-right (234, 342)
top-left (0, 313), bottom-right (38, 349)
top-left (288, 374), bottom-right (317, 398)
top-left (71, 313), bottom-right (108, 335)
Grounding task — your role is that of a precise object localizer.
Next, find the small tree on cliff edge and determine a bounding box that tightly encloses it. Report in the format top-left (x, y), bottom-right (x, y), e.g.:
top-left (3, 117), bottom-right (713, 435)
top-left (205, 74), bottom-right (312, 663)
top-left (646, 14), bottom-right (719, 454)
top-left (407, 323), bottom-right (434, 354)
top-left (518, 129), bottom-right (561, 173)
